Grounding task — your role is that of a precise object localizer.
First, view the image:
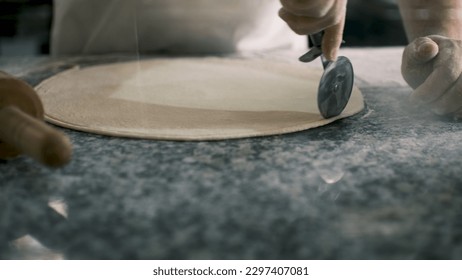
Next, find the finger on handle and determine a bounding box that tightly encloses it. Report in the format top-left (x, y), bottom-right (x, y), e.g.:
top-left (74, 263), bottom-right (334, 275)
top-left (322, 16), bottom-right (345, 61)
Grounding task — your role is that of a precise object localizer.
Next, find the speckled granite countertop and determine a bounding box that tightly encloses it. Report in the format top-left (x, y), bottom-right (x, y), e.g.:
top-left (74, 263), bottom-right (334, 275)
top-left (1, 49), bottom-right (462, 260)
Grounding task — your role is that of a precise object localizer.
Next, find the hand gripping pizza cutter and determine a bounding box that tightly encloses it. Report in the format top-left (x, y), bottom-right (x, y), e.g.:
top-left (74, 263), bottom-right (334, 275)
top-left (299, 31), bottom-right (354, 119)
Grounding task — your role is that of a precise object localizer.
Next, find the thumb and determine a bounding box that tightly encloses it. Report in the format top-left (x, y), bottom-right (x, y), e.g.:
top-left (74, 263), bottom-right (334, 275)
top-left (322, 16), bottom-right (345, 61)
top-left (401, 37), bottom-right (439, 89)
top-left (403, 37), bottom-right (439, 67)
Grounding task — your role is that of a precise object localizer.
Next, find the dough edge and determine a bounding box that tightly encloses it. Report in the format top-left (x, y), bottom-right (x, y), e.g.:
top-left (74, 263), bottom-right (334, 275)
top-left (35, 57), bottom-right (365, 141)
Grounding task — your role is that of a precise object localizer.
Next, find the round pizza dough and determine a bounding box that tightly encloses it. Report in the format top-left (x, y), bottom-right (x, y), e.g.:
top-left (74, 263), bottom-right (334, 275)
top-left (35, 57), bottom-right (364, 140)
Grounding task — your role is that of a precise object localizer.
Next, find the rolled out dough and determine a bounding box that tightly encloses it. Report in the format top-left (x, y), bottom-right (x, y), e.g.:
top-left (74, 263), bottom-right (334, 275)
top-left (35, 57), bottom-right (364, 140)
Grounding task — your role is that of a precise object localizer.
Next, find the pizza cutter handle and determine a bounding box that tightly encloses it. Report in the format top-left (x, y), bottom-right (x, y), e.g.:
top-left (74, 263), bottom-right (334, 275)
top-left (0, 105), bottom-right (72, 167)
top-left (299, 31), bottom-right (330, 68)
top-left (308, 32), bottom-right (324, 49)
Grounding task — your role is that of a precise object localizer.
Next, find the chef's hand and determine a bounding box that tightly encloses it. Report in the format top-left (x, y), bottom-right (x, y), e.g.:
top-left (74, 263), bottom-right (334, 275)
top-left (278, 0), bottom-right (348, 61)
top-left (402, 36), bottom-right (462, 116)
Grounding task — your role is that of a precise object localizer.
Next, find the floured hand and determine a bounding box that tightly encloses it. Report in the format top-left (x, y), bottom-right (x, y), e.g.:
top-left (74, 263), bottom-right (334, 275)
top-left (278, 0), bottom-right (347, 61)
top-left (402, 36), bottom-right (462, 116)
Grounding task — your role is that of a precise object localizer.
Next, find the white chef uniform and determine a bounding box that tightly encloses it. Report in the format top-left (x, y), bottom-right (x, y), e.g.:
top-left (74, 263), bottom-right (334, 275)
top-left (50, 0), bottom-right (306, 55)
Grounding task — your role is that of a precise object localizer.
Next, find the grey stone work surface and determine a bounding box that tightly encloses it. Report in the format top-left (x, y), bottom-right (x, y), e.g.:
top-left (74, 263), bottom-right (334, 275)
top-left (1, 49), bottom-right (462, 259)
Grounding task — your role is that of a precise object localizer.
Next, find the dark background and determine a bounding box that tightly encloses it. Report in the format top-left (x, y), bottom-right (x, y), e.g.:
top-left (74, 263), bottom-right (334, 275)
top-left (0, 0), bottom-right (407, 55)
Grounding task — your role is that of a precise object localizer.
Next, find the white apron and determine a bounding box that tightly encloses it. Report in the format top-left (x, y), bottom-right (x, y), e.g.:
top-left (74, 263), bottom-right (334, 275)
top-left (51, 0), bottom-right (306, 55)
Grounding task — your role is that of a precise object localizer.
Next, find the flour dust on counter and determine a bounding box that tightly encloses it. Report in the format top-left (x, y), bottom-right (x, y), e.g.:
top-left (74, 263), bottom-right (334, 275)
top-left (35, 57), bottom-right (364, 140)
